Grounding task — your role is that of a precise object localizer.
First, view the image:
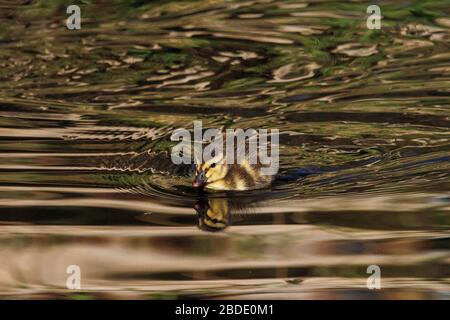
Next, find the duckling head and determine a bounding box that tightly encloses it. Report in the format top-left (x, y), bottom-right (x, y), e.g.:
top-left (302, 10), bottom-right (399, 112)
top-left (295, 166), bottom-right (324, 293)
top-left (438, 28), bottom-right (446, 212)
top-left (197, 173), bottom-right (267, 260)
top-left (192, 154), bottom-right (228, 189)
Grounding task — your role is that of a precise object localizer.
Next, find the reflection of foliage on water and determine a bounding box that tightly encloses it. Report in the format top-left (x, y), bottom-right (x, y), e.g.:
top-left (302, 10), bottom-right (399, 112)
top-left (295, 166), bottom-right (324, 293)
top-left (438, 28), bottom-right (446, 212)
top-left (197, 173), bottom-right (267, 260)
top-left (0, 0), bottom-right (448, 188)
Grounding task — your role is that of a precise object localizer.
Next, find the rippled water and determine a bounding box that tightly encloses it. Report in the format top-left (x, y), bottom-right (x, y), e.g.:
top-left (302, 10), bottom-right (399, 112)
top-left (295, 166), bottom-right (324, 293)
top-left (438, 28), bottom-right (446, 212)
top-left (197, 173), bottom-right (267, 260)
top-left (0, 1), bottom-right (449, 299)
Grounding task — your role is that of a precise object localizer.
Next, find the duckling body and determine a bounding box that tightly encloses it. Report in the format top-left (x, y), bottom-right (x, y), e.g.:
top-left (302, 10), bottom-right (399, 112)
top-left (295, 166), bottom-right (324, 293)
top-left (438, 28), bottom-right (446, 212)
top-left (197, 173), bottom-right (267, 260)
top-left (205, 160), bottom-right (275, 190)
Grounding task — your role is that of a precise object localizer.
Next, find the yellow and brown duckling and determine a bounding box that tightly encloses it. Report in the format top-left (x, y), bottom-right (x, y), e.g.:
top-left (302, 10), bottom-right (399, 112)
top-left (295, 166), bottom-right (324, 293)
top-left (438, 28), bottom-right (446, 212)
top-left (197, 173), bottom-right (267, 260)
top-left (193, 152), bottom-right (277, 191)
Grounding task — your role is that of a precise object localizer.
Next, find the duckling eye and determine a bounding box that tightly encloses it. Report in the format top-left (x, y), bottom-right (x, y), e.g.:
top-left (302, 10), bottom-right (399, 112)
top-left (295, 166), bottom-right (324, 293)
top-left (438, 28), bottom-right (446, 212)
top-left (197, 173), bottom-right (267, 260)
top-left (210, 163), bottom-right (216, 168)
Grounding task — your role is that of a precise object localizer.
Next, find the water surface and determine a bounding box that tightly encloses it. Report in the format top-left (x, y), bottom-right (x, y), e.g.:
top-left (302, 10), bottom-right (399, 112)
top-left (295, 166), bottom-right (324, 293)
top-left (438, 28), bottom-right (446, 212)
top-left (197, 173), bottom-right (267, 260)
top-left (0, 0), bottom-right (449, 299)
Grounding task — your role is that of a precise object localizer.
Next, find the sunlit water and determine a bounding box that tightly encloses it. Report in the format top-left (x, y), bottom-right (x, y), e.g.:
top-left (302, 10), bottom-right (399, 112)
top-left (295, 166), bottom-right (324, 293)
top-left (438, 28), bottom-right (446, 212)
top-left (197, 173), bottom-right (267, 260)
top-left (0, 1), bottom-right (449, 299)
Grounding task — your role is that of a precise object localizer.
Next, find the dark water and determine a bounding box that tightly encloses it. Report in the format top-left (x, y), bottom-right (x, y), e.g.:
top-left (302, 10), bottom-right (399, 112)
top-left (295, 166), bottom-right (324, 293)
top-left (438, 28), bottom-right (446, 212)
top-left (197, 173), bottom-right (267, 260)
top-left (0, 1), bottom-right (449, 299)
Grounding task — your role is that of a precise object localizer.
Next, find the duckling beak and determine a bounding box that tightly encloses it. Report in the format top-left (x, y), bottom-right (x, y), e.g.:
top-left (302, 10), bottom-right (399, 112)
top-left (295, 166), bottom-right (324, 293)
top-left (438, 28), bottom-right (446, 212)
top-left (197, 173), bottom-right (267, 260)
top-left (193, 171), bottom-right (206, 188)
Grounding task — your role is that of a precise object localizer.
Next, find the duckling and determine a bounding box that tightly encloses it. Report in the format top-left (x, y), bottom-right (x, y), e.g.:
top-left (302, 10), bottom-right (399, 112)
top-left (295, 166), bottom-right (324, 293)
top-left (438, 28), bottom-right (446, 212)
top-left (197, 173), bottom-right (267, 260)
top-left (193, 147), bottom-right (277, 191)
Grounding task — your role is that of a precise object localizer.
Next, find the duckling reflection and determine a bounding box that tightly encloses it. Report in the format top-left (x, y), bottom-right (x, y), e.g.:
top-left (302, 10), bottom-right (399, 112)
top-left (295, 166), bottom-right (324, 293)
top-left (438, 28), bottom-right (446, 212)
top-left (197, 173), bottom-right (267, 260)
top-left (195, 197), bottom-right (231, 232)
top-left (194, 190), bottom-right (267, 232)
